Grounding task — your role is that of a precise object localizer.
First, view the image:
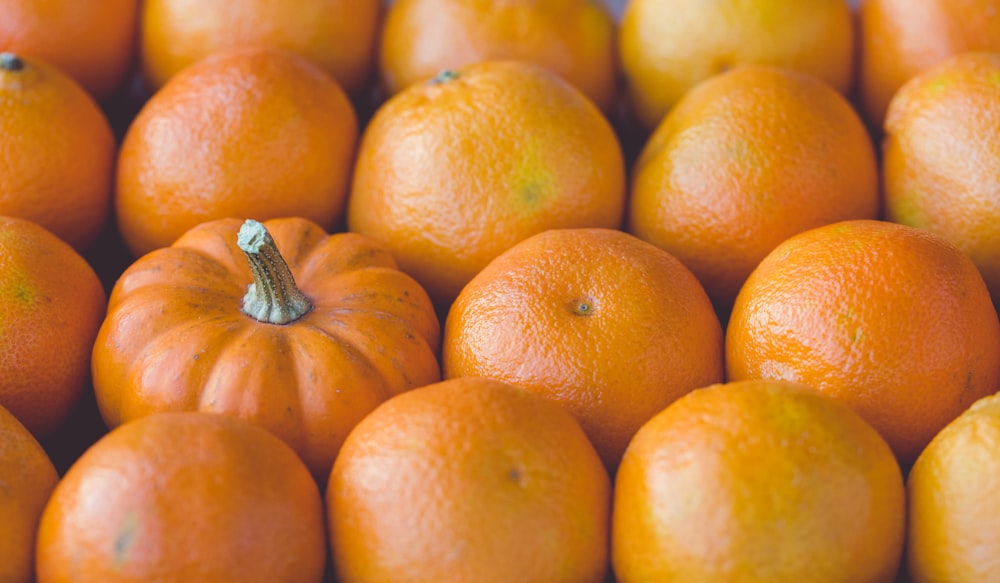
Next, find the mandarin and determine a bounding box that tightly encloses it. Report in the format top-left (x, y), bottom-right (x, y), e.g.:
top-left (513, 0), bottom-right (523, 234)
top-left (36, 412), bottom-right (326, 583)
top-left (139, 0), bottom-right (381, 96)
top-left (378, 0), bottom-right (618, 111)
top-left (0, 0), bottom-right (138, 101)
top-left (858, 0), bottom-right (1000, 130)
top-left (348, 59), bottom-right (625, 309)
top-left (612, 379), bottom-right (905, 583)
top-left (619, 0), bottom-right (854, 132)
top-left (0, 403), bottom-right (58, 583)
top-left (0, 53), bottom-right (116, 251)
top-left (628, 65), bottom-right (878, 318)
top-left (882, 51), bottom-right (1000, 305)
top-left (116, 47), bottom-right (358, 257)
top-left (442, 228), bottom-right (723, 470)
top-left (327, 377), bottom-right (611, 583)
top-left (907, 391), bottom-right (1000, 582)
top-left (0, 216), bottom-right (106, 438)
top-left (726, 219), bottom-right (1000, 467)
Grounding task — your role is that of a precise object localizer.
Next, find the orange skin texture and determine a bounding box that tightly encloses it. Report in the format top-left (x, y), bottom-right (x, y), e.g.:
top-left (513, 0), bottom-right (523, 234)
top-left (0, 404), bottom-right (57, 583)
top-left (0, 216), bottom-right (107, 437)
top-left (726, 219), bottom-right (1000, 467)
top-left (858, 0), bottom-right (1000, 131)
top-left (36, 412), bottom-right (326, 583)
top-left (116, 47), bottom-right (359, 257)
top-left (379, 0), bottom-right (618, 111)
top-left (140, 0), bottom-right (381, 95)
top-left (882, 52), bottom-right (1000, 305)
top-left (91, 217), bottom-right (441, 480)
top-left (327, 377), bottom-right (611, 583)
top-left (907, 392), bottom-right (1000, 581)
top-left (612, 380), bottom-right (905, 583)
top-left (0, 55), bottom-right (116, 251)
top-left (620, 0), bottom-right (854, 132)
top-left (348, 59), bottom-right (626, 308)
top-left (628, 66), bottom-right (879, 318)
top-left (0, 0), bottom-right (138, 101)
top-left (442, 228), bottom-right (724, 471)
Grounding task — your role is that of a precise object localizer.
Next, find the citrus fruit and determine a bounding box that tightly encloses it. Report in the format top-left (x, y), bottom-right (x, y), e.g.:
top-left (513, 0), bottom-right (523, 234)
top-left (139, 0), bottom-right (381, 96)
top-left (0, 52), bottom-right (116, 251)
top-left (0, 216), bottom-right (107, 437)
top-left (882, 51), bottom-right (1000, 304)
top-left (347, 59), bottom-right (626, 308)
top-left (726, 219), bottom-right (1000, 467)
top-left (443, 227), bottom-right (723, 470)
top-left (620, 0), bottom-right (854, 131)
top-left (858, 0), bottom-right (1000, 130)
top-left (327, 376), bottom-right (611, 583)
top-left (627, 65), bottom-right (878, 317)
top-left (116, 47), bottom-right (359, 257)
top-left (36, 412), bottom-right (326, 583)
top-left (906, 391), bottom-right (1000, 582)
top-left (0, 403), bottom-right (58, 583)
top-left (0, 0), bottom-right (138, 100)
top-left (378, 0), bottom-right (618, 111)
top-left (612, 379), bottom-right (906, 583)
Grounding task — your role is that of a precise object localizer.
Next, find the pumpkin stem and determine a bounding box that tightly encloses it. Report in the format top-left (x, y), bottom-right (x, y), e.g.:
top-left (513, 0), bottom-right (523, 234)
top-left (237, 219), bottom-right (312, 325)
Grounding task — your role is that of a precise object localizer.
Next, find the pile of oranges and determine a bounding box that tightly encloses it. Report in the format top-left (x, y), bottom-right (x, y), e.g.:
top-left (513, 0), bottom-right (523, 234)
top-left (4, 0), bottom-right (1000, 581)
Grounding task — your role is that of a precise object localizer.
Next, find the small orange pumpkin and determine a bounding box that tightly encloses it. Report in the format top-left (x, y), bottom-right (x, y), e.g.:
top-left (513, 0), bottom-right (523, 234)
top-left (91, 217), bottom-right (441, 479)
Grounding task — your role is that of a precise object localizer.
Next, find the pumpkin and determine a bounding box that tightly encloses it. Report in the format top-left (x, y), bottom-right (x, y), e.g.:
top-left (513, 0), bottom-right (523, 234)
top-left (91, 217), bottom-right (442, 479)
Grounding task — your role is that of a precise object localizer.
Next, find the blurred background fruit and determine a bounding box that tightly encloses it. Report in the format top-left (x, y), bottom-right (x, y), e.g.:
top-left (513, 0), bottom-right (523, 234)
top-left (379, 0), bottom-right (618, 112)
top-left (0, 404), bottom-right (58, 583)
top-left (906, 391), bottom-right (1000, 582)
top-left (0, 216), bottom-right (106, 438)
top-left (443, 228), bottom-right (723, 471)
top-left (619, 0), bottom-right (854, 133)
top-left (858, 0), bottom-right (1000, 131)
top-left (727, 220), bottom-right (1000, 468)
top-left (612, 379), bottom-right (905, 583)
top-left (115, 47), bottom-right (358, 257)
top-left (36, 412), bottom-right (326, 583)
top-left (0, 53), bottom-right (115, 251)
top-left (0, 0), bottom-right (138, 102)
top-left (348, 59), bottom-right (625, 309)
top-left (882, 51), bottom-right (1000, 306)
top-left (627, 65), bottom-right (878, 319)
top-left (139, 0), bottom-right (380, 98)
top-left (328, 377), bottom-right (611, 583)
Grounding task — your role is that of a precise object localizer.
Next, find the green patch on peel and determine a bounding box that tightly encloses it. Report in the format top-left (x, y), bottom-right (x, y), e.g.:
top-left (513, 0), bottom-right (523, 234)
top-left (511, 141), bottom-right (556, 212)
top-left (888, 189), bottom-right (927, 229)
top-left (113, 512), bottom-right (139, 569)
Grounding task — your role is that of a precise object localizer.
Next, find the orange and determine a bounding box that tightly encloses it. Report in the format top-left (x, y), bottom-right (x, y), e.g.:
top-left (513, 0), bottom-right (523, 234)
top-left (0, 403), bottom-right (58, 583)
top-left (378, 0), bottom-right (618, 112)
top-left (347, 59), bottom-right (626, 309)
top-left (627, 65), bottom-right (879, 318)
top-left (906, 391), bottom-right (1000, 581)
top-left (442, 228), bottom-right (723, 470)
top-left (858, 0), bottom-right (1000, 131)
top-left (36, 412), bottom-right (326, 583)
top-left (882, 51), bottom-right (1000, 304)
top-left (726, 219), bottom-right (1000, 467)
top-left (327, 376), bottom-right (610, 583)
top-left (0, 216), bottom-right (107, 438)
top-left (619, 0), bottom-right (854, 132)
top-left (0, 0), bottom-right (138, 101)
top-left (139, 0), bottom-right (381, 96)
top-left (612, 379), bottom-right (905, 583)
top-left (116, 47), bottom-right (359, 257)
top-left (0, 53), bottom-right (116, 251)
